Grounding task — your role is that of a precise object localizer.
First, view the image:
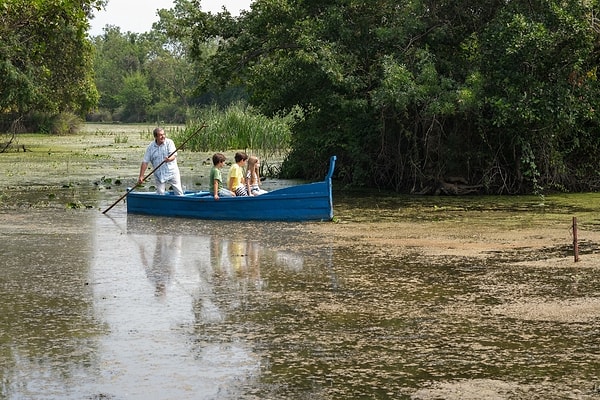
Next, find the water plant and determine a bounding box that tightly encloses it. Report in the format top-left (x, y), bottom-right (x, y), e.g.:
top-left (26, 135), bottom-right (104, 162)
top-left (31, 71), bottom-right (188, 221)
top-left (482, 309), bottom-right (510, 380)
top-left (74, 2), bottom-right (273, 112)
top-left (113, 134), bottom-right (129, 144)
top-left (173, 102), bottom-right (303, 160)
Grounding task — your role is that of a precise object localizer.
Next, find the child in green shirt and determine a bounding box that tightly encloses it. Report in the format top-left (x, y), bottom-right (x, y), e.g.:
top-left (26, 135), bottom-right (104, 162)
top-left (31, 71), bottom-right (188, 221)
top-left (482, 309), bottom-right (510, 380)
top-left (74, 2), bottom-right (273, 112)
top-left (209, 153), bottom-right (234, 200)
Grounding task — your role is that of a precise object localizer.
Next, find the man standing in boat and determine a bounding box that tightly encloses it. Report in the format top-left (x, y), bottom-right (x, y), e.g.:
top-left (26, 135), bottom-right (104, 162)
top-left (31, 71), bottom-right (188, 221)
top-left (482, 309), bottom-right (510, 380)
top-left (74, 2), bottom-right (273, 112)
top-left (138, 127), bottom-right (184, 195)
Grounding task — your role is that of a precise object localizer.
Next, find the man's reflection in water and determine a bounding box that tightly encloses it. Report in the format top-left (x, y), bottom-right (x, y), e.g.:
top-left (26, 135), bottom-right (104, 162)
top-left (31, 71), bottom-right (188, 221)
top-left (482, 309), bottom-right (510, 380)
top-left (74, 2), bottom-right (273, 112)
top-left (140, 235), bottom-right (182, 297)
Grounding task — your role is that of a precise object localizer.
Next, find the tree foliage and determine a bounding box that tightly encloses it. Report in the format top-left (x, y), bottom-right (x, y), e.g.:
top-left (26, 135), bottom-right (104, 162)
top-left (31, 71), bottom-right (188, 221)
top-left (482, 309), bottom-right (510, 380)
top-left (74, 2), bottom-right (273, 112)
top-left (162, 0), bottom-right (600, 193)
top-left (90, 26), bottom-right (196, 123)
top-left (0, 0), bottom-right (103, 131)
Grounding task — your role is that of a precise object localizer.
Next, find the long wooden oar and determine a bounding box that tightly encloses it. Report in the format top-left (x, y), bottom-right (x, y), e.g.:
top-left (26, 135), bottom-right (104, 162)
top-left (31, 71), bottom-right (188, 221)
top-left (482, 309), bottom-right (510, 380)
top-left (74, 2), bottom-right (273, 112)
top-left (102, 125), bottom-right (207, 214)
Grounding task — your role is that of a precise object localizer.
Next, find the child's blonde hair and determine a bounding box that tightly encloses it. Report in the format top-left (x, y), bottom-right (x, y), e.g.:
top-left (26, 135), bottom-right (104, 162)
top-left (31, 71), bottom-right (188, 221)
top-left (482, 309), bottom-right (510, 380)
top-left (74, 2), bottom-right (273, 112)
top-left (247, 156), bottom-right (260, 183)
top-left (248, 155), bottom-right (259, 170)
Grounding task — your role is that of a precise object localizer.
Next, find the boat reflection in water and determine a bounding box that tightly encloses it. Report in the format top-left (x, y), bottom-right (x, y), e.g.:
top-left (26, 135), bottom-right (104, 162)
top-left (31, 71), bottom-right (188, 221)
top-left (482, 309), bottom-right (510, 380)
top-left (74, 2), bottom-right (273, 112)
top-left (85, 214), bottom-right (313, 398)
top-left (90, 214), bottom-right (315, 397)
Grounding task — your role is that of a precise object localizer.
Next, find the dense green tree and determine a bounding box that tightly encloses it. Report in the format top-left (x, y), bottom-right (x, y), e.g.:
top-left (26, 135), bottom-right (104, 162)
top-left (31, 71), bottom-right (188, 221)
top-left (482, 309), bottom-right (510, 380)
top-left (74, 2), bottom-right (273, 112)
top-left (91, 26), bottom-right (194, 122)
top-left (91, 27), bottom-right (147, 114)
top-left (475, 2), bottom-right (600, 193)
top-left (155, 0), bottom-right (247, 107)
top-left (117, 72), bottom-right (152, 122)
top-left (162, 0), bottom-right (600, 193)
top-left (144, 29), bottom-right (196, 122)
top-left (0, 0), bottom-right (103, 131)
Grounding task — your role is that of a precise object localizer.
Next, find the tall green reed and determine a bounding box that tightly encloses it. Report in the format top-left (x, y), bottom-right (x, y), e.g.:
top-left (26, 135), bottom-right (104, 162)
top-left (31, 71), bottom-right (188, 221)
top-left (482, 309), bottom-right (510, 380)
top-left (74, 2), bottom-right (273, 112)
top-left (172, 102), bottom-right (303, 160)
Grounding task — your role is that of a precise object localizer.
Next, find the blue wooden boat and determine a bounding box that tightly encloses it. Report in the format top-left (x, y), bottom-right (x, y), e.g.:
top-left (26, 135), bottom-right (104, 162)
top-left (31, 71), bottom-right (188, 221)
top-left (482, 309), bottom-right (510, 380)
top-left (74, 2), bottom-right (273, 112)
top-left (126, 156), bottom-right (336, 221)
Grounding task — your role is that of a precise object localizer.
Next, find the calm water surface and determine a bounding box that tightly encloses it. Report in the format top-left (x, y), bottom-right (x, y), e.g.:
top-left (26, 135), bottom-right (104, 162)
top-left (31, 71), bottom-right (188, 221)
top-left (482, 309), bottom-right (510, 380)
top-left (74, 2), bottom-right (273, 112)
top-left (1, 187), bottom-right (600, 399)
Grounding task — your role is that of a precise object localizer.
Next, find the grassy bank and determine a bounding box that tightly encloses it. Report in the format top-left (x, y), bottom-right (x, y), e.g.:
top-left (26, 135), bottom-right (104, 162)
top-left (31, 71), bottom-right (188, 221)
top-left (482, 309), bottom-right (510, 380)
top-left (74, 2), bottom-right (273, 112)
top-left (0, 124), bottom-right (235, 191)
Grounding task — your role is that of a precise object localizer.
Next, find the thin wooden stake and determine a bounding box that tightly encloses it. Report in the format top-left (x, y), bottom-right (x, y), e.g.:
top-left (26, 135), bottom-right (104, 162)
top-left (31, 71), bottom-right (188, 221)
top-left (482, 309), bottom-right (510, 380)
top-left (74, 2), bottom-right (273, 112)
top-left (573, 216), bottom-right (579, 262)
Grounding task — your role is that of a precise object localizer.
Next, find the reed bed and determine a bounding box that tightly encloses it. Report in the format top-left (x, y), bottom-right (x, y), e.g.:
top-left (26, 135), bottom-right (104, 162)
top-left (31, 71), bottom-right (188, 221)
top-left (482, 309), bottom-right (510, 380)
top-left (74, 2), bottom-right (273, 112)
top-left (171, 102), bottom-right (303, 161)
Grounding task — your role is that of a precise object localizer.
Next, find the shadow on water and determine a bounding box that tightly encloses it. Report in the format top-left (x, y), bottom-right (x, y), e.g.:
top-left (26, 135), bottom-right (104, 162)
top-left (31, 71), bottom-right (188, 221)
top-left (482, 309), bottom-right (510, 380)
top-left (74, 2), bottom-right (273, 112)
top-left (1, 190), bottom-right (600, 399)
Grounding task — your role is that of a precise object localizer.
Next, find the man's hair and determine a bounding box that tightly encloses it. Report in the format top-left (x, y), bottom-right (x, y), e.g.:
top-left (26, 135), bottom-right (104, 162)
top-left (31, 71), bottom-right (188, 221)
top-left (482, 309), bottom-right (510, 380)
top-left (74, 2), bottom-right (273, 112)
top-left (153, 127), bottom-right (164, 137)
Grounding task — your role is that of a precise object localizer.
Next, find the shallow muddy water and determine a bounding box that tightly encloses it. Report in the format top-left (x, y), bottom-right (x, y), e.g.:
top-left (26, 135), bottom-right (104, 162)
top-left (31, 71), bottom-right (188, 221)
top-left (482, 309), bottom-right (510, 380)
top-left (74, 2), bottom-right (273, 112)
top-left (1, 128), bottom-right (600, 399)
top-left (2, 191), bottom-right (599, 400)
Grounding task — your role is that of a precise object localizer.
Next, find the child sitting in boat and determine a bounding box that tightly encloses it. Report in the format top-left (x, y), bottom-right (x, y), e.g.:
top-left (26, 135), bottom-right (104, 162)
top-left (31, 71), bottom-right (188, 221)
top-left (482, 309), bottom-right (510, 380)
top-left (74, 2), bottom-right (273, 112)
top-left (210, 153), bottom-right (234, 200)
top-left (246, 156), bottom-right (268, 196)
top-left (228, 152), bottom-right (249, 196)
